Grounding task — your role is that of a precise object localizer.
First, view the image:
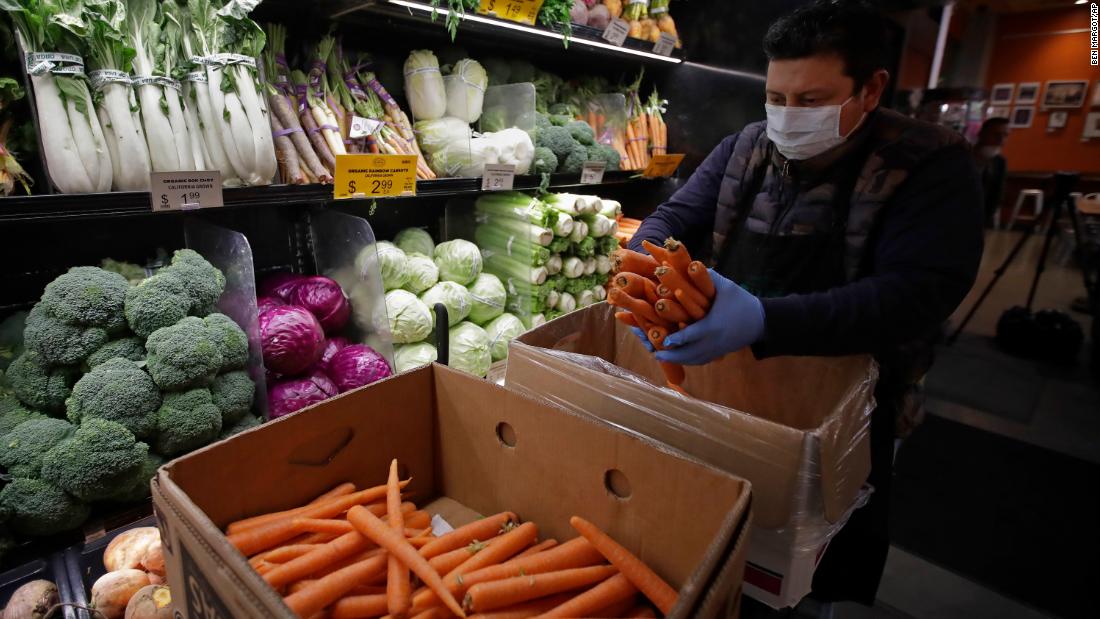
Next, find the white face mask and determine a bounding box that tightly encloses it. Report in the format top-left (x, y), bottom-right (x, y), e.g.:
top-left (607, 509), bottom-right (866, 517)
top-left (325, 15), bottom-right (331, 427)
top-left (765, 96), bottom-right (864, 160)
top-left (979, 146), bottom-right (1002, 159)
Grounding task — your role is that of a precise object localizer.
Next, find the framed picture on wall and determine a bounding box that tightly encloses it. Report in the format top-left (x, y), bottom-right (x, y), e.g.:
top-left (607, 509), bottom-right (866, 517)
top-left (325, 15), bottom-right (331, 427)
top-left (1016, 82), bottom-right (1040, 105)
top-left (1047, 111), bottom-right (1068, 130)
top-left (1042, 80), bottom-right (1089, 109)
top-left (1083, 113), bottom-right (1100, 139)
top-left (987, 105), bottom-right (1010, 119)
top-left (1010, 106), bottom-right (1034, 129)
top-left (990, 83), bottom-right (1014, 104)
top-left (1090, 82), bottom-right (1100, 109)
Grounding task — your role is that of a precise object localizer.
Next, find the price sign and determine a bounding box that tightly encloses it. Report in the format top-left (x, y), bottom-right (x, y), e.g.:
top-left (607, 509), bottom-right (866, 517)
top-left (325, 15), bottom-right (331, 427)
top-left (642, 153), bottom-right (686, 179)
top-left (653, 32), bottom-right (677, 57)
top-left (334, 154), bottom-right (417, 199)
top-left (477, 0), bottom-right (544, 25)
top-left (150, 171), bottom-right (223, 211)
top-left (601, 18), bottom-right (630, 47)
top-left (481, 164), bottom-right (516, 191)
top-left (580, 161), bottom-right (606, 184)
top-left (349, 115), bottom-right (383, 139)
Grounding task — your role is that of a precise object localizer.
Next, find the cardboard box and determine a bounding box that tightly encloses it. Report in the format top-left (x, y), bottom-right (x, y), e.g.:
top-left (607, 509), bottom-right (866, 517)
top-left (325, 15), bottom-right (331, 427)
top-left (506, 304), bottom-right (878, 607)
top-left (153, 364), bottom-right (752, 618)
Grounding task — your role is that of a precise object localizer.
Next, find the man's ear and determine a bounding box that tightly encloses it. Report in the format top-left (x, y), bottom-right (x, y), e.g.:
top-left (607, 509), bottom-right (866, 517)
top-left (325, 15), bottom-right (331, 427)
top-left (862, 69), bottom-right (890, 111)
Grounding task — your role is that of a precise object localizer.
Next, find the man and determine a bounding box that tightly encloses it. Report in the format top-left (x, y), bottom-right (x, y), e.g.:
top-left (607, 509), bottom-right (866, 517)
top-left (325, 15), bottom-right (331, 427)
top-left (973, 117), bottom-right (1010, 226)
top-left (629, 0), bottom-right (984, 609)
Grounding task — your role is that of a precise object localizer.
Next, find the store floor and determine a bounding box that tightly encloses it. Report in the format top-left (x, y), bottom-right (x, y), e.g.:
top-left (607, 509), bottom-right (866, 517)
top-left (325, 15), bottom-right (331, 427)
top-left (834, 230), bottom-right (1098, 619)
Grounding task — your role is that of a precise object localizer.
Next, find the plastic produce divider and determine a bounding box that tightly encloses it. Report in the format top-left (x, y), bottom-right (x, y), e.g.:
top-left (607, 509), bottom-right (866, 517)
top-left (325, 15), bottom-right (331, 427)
top-left (434, 303), bottom-right (450, 366)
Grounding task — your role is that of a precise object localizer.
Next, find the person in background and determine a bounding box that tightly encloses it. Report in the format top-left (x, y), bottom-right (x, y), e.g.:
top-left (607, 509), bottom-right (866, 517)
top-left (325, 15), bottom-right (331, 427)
top-left (627, 0), bottom-right (984, 615)
top-left (974, 117), bottom-right (1010, 227)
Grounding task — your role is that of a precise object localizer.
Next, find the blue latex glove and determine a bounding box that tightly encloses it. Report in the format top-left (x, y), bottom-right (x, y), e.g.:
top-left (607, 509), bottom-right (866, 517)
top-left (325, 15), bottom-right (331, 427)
top-left (631, 326), bottom-right (655, 353)
top-left (655, 269), bottom-right (766, 365)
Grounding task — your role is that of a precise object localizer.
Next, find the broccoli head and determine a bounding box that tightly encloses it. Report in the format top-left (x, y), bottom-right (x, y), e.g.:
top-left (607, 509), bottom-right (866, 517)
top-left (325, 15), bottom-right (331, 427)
top-left (24, 305), bottom-right (109, 366)
top-left (154, 388), bottom-right (222, 457)
top-left (548, 103), bottom-right (573, 116)
top-left (532, 147), bottom-right (558, 176)
top-left (220, 414), bottom-right (261, 440)
top-left (168, 249), bottom-right (226, 316)
top-left (535, 125), bottom-right (578, 160)
top-left (124, 272), bottom-right (191, 339)
top-left (203, 313), bottom-right (248, 371)
top-left (100, 258), bottom-right (147, 284)
top-left (5, 352), bottom-right (78, 413)
top-left (0, 394), bottom-right (45, 435)
top-left (85, 336), bottom-right (146, 369)
top-left (560, 143), bottom-right (590, 175)
top-left (110, 452), bottom-right (164, 503)
top-left (145, 316), bottom-right (224, 391)
top-left (0, 417), bottom-right (75, 478)
top-left (0, 478), bottom-right (89, 536)
top-left (566, 121), bottom-right (595, 146)
top-left (40, 417), bottom-right (149, 502)
top-left (210, 370), bottom-right (255, 425)
top-left (548, 114), bottom-right (572, 127)
top-left (38, 266), bottom-right (128, 333)
top-left (66, 357), bottom-right (161, 438)
top-left (585, 143), bottom-right (621, 171)
top-left (534, 113), bottom-right (552, 135)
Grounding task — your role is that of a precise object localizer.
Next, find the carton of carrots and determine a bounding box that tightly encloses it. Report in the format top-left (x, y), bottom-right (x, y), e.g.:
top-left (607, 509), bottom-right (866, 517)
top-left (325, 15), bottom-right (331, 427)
top-left (152, 364), bottom-right (751, 619)
top-left (607, 238), bottom-right (716, 393)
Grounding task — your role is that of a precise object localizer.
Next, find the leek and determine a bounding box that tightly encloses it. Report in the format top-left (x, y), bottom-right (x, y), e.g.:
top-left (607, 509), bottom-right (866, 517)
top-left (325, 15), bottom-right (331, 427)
top-left (546, 289), bottom-right (561, 310)
top-left (583, 257), bottom-right (596, 276)
top-left (485, 254), bottom-right (548, 286)
top-left (545, 254), bottom-right (562, 276)
top-left (598, 199), bottom-right (622, 219)
top-left (581, 213), bottom-right (614, 238)
top-left (543, 192), bottom-right (581, 215)
top-left (592, 285), bottom-right (607, 302)
top-left (476, 216), bottom-right (553, 246)
top-left (569, 219), bottom-right (589, 243)
top-left (595, 255), bottom-right (611, 275)
top-left (562, 256), bottom-right (584, 279)
top-left (557, 292), bottom-right (577, 313)
top-left (476, 226), bottom-right (552, 266)
top-left (577, 289), bottom-right (596, 308)
top-left (550, 210), bottom-right (575, 237)
top-left (477, 193), bottom-right (555, 227)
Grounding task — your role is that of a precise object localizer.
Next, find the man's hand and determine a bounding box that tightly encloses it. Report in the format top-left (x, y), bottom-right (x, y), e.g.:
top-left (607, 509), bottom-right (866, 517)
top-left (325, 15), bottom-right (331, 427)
top-left (655, 270), bottom-right (765, 365)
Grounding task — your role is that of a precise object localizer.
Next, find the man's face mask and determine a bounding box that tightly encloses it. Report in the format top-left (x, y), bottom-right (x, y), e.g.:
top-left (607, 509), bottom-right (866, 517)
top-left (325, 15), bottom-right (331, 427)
top-left (764, 95), bottom-right (865, 161)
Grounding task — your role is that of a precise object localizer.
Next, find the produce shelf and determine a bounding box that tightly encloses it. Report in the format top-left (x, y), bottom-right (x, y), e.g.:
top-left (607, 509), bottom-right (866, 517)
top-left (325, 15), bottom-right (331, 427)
top-left (329, 0), bottom-right (685, 66)
top-left (0, 171), bottom-right (650, 222)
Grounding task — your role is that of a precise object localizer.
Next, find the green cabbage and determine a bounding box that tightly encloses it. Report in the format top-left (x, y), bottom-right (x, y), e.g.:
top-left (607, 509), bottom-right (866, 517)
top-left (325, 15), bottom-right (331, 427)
top-left (394, 342), bottom-right (438, 373)
top-left (448, 322), bottom-right (491, 377)
top-left (483, 313), bottom-right (525, 361)
top-left (361, 241), bottom-right (408, 291)
top-left (385, 290), bottom-right (434, 344)
top-left (394, 228), bottom-right (436, 257)
top-left (420, 282), bottom-right (471, 326)
top-left (467, 272), bottom-right (506, 325)
top-left (403, 253), bottom-right (440, 295)
top-left (433, 239), bottom-right (483, 285)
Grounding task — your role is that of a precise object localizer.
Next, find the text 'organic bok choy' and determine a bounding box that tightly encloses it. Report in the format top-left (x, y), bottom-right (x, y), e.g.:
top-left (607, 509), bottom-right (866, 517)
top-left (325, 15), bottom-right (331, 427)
top-left (187, 0), bottom-right (274, 185)
top-left (2, 0), bottom-right (112, 193)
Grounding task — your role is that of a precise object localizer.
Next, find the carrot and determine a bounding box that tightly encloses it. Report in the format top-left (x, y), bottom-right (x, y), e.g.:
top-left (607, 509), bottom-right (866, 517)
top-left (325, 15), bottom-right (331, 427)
top-left (419, 512), bottom-right (516, 559)
top-left (625, 123), bottom-right (642, 171)
top-left (458, 537), bottom-right (605, 592)
top-left (610, 249), bottom-right (658, 279)
top-left (284, 551), bottom-right (388, 618)
top-left (662, 238), bottom-right (692, 275)
top-left (229, 481), bottom-right (409, 556)
top-left (408, 536), bottom-right (433, 549)
top-left (654, 298), bottom-right (690, 324)
top-left (386, 460), bottom-right (411, 619)
top-left (534, 573), bottom-right (637, 618)
top-left (429, 541), bottom-right (490, 576)
top-left (263, 530), bottom-right (376, 589)
top-left (656, 283), bottom-right (674, 300)
top-left (660, 362), bottom-right (686, 387)
top-left (293, 519), bottom-right (354, 535)
top-left (514, 539), bottom-right (557, 559)
top-left (614, 311), bottom-right (639, 329)
top-left (463, 565), bottom-right (618, 613)
top-left (448, 522), bottom-right (538, 592)
top-left (688, 261), bottom-right (716, 300)
top-left (332, 594), bottom-right (388, 619)
top-left (255, 544), bottom-right (321, 565)
top-left (463, 593), bottom-right (573, 619)
top-left (646, 325), bottom-right (669, 352)
top-left (227, 482), bottom-right (358, 534)
top-left (655, 266), bottom-right (706, 309)
top-left (409, 609), bottom-right (449, 619)
top-left (347, 506), bottom-right (467, 618)
top-left (254, 560), bottom-right (277, 575)
top-left (593, 594), bottom-right (639, 618)
top-left (404, 511), bottom-right (432, 530)
top-left (675, 289), bottom-right (707, 321)
top-left (569, 517), bottom-right (678, 614)
top-left (288, 579), bottom-right (316, 595)
top-left (611, 272), bottom-right (651, 298)
top-left (313, 546), bottom-right (390, 580)
top-left (640, 240), bottom-right (672, 267)
top-left (311, 482), bottom-right (357, 505)
top-left (626, 604), bottom-right (658, 617)
top-left (607, 288), bottom-right (661, 326)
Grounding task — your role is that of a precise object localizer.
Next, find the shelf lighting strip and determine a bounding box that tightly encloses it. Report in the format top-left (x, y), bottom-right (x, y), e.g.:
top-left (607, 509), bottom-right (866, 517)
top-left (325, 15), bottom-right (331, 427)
top-left (382, 0), bottom-right (683, 64)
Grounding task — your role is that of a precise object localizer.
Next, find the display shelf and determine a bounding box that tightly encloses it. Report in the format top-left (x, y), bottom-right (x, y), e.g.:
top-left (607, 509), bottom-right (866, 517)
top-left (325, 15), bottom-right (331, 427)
top-left (0, 171), bottom-right (648, 222)
top-left (329, 0), bottom-right (684, 65)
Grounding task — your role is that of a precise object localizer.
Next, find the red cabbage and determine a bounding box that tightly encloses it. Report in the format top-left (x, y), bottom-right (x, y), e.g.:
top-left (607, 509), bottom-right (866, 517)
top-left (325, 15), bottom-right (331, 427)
top-left (316, 337), bottom-right (351, 374)
top-left (289, 276), bottom-right (351, 335)
top-left (259, 306), bottom-right (325, 375)
top-left (267, 370), bottom-right (339, 418)
top-left (259, 272), bottom-right (308, 300)
top-left (257, 295), bottom-right (286, 315)
top-left (328, 344), bottom-right (392, 392)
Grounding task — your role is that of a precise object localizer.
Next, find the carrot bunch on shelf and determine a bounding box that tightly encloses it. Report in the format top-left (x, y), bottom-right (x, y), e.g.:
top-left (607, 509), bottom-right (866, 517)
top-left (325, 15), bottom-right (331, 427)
top-left (608, 238), bottom-right (716, 393)
top-left (227, 459), bottom-right (677, 618)
top-left (646, 91), bottom-right (668, 158)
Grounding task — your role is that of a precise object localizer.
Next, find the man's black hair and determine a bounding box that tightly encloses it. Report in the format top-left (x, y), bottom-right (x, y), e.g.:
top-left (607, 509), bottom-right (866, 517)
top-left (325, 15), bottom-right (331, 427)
top-left (980, 117), bottom-right (1010, 135)
top-left (763, 0), bottom-right (891, 91)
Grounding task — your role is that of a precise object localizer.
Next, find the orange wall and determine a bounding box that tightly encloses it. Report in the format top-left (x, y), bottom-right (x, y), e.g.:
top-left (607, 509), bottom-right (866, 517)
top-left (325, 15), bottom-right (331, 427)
top-left (986, 7), bottom-right (1100, 174)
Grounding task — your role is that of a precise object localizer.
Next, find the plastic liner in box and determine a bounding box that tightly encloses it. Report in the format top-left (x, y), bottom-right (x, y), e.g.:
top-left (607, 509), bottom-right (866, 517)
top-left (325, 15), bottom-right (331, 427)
top-left (0, 553), bottom-right (80, 619)
top-left (505, 303), bottom-right (876, 554)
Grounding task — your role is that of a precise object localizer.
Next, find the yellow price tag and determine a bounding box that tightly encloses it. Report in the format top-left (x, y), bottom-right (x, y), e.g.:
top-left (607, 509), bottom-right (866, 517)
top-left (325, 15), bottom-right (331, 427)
top-left (643, 153), bottom-right (686, 179)
top-left (477, 0), bottom-right (545, 26)
top-left (334, 154), bottom-right (417, 200)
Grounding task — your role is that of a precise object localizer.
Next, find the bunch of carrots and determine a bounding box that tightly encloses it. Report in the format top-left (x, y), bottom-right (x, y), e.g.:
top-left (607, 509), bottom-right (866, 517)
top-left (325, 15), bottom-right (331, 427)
top-left (615, 217), bottom-right (643, 247)
top-left (227, 459), bottom-right (678, 618)
top-left (607, 238), bottom-right (716, 393)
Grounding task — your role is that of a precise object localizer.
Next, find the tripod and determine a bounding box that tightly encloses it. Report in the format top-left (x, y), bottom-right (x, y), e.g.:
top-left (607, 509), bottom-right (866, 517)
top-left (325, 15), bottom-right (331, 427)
top-left (947, 172), bottom-right (1084, 346)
